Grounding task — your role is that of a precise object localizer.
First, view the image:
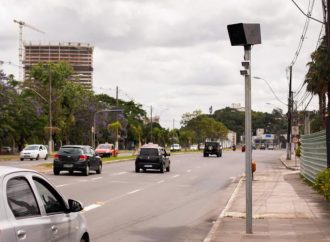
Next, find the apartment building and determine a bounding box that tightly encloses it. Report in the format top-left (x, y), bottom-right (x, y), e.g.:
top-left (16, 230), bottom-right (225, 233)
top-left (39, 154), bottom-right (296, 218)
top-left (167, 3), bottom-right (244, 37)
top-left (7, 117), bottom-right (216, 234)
top-left (24, 42), bottom-right (93, 89)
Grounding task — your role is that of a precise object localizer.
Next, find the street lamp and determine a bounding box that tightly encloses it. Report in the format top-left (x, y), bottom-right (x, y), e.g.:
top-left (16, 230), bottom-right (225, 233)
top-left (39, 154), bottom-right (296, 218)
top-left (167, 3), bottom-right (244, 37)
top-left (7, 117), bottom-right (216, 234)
top-left (23, 86), bottom-right (53, 153)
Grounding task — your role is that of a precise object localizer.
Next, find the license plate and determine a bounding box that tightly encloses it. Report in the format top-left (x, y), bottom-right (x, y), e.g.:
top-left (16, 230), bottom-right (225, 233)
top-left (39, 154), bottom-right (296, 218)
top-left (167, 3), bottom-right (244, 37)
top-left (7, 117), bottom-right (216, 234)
top-left (64, 164), bottom-right (73, 168)
top-left (144, 165), bottom-right (152, 168)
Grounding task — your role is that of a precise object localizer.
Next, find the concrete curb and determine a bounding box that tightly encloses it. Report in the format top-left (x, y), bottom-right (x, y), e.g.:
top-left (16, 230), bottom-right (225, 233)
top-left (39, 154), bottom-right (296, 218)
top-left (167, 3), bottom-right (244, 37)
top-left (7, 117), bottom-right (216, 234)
top-left (203, 176), bottom-right (244, 242)
top-left (280, 155), bottom-right (299, 171)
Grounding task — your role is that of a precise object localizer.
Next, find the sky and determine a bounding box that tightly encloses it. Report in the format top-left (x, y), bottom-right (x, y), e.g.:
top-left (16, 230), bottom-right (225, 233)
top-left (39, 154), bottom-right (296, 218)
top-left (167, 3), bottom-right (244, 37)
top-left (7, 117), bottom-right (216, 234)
top-left (0, 0), bottom-right (324, 128)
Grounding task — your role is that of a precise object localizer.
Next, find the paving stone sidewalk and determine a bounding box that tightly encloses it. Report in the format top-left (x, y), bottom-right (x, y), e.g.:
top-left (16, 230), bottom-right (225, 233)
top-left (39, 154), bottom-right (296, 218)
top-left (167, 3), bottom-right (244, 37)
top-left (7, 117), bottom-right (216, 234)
top-left (205, 154), bottom-right (330, 242)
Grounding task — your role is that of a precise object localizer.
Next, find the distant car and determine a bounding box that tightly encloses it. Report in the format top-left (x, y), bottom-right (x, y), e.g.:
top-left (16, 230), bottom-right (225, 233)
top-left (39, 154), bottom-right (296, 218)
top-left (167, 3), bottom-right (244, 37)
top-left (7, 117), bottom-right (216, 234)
top-left (0, 166), bottom-right (89, 242)
top-left (199, 143), bottom-right (205, 150)
top-left (95, 143), bottom-right (118, 157)
top-left (53, 145), bottom-right (102, 176)
top-left (204, 141), bottom-right (222, 157)
top-left (170, 144), bottom-right (181, 152)
top-left (190, 144), bottom-right (198, 150)
top-left (20, 144), bottom-right (48, 161)
top-left (1, 146), bottom-right (12, 153)
top-left (260, 144), bottom-right (266, 150)
top-left (267, 144), bottom-right (274, 150)
top-left (135, 143), bottom-right (170, 173)
top-left (241, 145), bottom-right (246, 152)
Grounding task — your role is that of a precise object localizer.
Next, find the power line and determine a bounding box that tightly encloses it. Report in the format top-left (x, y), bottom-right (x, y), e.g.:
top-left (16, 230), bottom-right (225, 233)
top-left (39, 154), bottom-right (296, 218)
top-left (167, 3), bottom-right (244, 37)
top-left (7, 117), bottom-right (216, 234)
top-left (253, 77), bottom-right (287, 106)
top-left (290, 0), bottom-right (315, 67)
top-left (290, 0), bottom-right (324, 24)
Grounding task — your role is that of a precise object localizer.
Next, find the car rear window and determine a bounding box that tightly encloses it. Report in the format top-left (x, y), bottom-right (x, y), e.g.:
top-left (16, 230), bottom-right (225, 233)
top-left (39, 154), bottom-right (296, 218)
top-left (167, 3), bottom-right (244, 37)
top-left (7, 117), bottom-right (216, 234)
top-left (139, 148), bottom-right (159, 156)
top-left (97, 144), bottom-right (111, 149)
top-left (25, 145), bottom-right (39, 150)
top-left (58, 147), bottom-right (83, 155)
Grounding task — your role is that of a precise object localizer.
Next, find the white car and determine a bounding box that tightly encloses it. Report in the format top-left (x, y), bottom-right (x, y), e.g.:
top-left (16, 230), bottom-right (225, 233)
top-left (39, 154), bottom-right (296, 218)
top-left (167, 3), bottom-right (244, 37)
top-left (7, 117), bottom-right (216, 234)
top-left (170, 144), bottom-right (181, 152)
top-left (0, 166), bottom-right (89, 242)
top-left (190, 144), bottom-right (198, 150)
top-left (20, 144), bottom-right (48, 161)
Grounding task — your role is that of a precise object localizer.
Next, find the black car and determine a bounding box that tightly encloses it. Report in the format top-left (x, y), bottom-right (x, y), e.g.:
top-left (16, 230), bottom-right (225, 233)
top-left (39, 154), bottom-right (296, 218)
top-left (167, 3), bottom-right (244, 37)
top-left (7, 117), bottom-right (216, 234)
top-left (203, 141), bottom-right (222, 157)
top-left (53, 145), bottom-right (102, 176)
top-left (135, 144), bottom-right (170, 173)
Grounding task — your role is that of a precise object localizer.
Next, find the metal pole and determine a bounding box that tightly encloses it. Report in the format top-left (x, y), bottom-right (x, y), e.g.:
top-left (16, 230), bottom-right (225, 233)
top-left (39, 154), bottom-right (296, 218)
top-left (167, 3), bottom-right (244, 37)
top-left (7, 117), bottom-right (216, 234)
top-left (150, 105), bottom-right (153, 142)
top-left (115, 86), bottom-right (119, 153)
top-left (93, 114), bottom-right (96, 148)
top-left (326, 0), bottom-right (330, 168)
top-left (48, 65), bottom-right (53, 154)
top-left (244, 45), bottom-right (252, 234)
top-left (286, 66), bottom-right (292, 160)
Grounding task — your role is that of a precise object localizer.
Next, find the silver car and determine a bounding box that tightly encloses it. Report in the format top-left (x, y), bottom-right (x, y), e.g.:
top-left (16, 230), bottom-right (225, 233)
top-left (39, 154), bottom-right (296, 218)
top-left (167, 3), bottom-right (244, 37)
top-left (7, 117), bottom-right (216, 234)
top-left (20, 144), bottom-right (48, 161)
top-left (0, 166), bottom-right (89, 242)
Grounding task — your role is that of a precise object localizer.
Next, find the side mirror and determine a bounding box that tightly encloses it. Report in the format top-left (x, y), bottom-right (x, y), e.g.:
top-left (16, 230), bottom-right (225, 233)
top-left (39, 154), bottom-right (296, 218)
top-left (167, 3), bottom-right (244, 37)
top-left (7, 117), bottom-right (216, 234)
top-left (68, 199), bottom-right (83, 212)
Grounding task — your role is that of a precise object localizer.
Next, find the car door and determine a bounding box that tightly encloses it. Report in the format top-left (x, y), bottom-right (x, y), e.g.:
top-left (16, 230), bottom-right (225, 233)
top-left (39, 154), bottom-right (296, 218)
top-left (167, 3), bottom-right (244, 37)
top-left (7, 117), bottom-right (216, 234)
top-left (4, 173), bottom-right (51, 242)
top-left (88, 147), bottom-right (97, 170)
top-left (32, 175), bottom-right (78, 242)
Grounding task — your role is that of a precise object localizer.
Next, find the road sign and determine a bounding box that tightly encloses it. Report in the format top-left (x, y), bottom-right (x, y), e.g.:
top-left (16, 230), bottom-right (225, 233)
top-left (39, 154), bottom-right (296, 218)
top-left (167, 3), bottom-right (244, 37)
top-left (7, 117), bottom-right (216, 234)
top-left (292, 126), bottom-right (299, 135)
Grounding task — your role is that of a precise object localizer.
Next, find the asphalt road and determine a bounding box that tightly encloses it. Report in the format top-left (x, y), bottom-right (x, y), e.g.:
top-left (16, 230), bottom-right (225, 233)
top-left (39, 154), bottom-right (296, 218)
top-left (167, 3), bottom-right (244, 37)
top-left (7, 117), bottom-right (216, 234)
top-left (0, 150), bottom-right (284, 241)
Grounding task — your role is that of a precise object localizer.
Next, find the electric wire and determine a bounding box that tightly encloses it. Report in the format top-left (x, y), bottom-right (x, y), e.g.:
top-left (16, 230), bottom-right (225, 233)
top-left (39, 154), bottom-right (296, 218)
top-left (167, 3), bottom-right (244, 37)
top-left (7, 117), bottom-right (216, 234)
top-left (290, 0), bottom-right (324, 24)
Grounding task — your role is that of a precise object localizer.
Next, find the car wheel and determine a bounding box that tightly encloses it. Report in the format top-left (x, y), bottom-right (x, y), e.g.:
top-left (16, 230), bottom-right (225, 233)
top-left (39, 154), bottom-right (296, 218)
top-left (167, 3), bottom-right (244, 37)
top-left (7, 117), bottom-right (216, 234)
top-left (160, 163), bottom-right (165, 173)
top-left (135, 166), bottom-right (139, 172)
top-left (84, 165), bottom-right (90, 176)
top-left (20, 158), bottom-right (24, 161)
top-left (96, 163), bottom-right (102, 174)
top-left (30, 158), bottom-right (33, 161)
top-left (44, 154), bottom-right (48, 160)
top-left (143, 168), bottom-right (146, 172)
top-left (203, 153), bottom-right (206, 157)
top-left (36, 155), bottom-right (39, 160)
top-left (69, 170), bottom-right (74, 175)
top-left (53, 168), bottom-right (60, 175)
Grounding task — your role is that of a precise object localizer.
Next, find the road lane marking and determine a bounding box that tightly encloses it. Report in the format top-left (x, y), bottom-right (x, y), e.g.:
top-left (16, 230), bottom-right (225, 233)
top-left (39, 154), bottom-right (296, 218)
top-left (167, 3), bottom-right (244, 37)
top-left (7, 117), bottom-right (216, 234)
top-left (114, 172), bottom-right (128, 176)
top-left (56, 184), bottom-right (69, 188)
top-left (187, 169), bottom-right (192, 173)
top-left (84, 204), bottom-right (102, 212)
top-left (92, 177), bottom-right (103, 181)
top-left (127, 189), bottom-right (141, 195)
top-left (172, 174), bottom-right (180, 178)
top-left (157, 180), bottom-right (165, 184)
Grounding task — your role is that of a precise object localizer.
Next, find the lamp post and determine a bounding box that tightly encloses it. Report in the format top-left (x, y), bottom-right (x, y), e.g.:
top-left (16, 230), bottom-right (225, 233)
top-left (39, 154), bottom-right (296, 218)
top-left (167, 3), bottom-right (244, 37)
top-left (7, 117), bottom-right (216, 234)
top-left (24, 87), bottom-right (53, 153)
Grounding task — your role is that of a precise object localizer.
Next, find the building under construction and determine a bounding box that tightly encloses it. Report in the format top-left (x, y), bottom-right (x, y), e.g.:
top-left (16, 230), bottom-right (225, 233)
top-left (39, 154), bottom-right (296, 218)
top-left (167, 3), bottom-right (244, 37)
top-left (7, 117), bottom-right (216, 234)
top-left (24, 42), bottom-right (94, 89)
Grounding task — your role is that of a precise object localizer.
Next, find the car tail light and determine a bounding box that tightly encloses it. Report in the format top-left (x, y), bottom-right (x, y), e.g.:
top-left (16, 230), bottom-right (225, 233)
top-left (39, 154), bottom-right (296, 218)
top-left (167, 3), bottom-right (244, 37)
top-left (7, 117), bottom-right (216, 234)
top-left (79, 155), bottom-right (88, 161)
top-left (54, 153), bottom-right (59, 159)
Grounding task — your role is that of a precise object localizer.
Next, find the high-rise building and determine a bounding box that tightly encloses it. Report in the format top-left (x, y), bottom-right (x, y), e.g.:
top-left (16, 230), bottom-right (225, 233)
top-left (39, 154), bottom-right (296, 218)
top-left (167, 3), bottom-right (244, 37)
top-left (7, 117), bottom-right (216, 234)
top-left (24, 42), bottom-right (94, 89)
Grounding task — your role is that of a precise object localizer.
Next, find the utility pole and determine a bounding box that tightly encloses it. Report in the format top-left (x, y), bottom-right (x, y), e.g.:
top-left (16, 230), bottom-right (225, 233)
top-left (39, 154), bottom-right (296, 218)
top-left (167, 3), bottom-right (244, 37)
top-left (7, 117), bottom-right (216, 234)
top-left (326, 0), bottom-right (330, 168)
top-left (287, 65), bottom-right (293, 160)
top-left (150, 105), bottom-right (153, 142)
top-left (48, 65), bottom-right (53, 154)
top-left (115, 86), bottom-right (119, 153)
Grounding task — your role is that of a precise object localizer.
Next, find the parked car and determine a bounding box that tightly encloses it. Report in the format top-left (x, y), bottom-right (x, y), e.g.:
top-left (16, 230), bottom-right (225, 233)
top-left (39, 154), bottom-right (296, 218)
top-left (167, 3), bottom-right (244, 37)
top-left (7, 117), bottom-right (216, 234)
top-left (203, 141), bottom-right (222, 157)
top-left (190, 144), bottom-right (198, 150)
top-left (135, 143), bottom-right (170, 173)
top-left (260, 144), bottom-right (266, 150)
top-left (267, 144), bottom-right (274, 150)
top-left (95, 143), bottom-right (118, 157)
top-left (20, 144), bottom-right (48, 161)
top-left (53, 145), bottom-right (102, 176)
top-left (170, 144), bottom-right (181, 152)
top-left (1, 146), bottom-right (12, 153)
top-left (0, 166), bottom-right (89, 242)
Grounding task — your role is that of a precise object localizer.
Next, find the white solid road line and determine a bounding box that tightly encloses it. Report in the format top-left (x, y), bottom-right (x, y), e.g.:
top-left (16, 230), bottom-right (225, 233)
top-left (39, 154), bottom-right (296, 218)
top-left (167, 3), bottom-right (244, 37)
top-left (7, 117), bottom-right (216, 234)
top-left (187, 169), bottom-right (192, 173)
top-left (114, 172), bottom-right (128, 176)
top-left (84, 204), bottom-right (102, 212)
top-left (172, 174), bottom-right (180, 178)
top-left (56, 184), bottom-right (70, 188)
top-left (203, 176), bottom-right (243, 242)
top-left (127, 189), bottom-right (141, 195)
top-left (157, 180), bottom-right (165, 184)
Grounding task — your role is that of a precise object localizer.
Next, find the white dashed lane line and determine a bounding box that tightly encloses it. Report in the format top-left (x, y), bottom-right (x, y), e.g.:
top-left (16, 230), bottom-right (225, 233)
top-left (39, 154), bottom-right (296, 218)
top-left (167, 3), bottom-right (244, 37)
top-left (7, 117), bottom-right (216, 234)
top-left (92, 177), bottom-right (103, 181)
top-left (84, 204), bottom-right (102, 212)
top-left (186, 169), bottom-right (192, 173)
top-left (172, 174), bottom-right (180, 178)
top-left (113, 172), bottom-right (128, 176)
top-left (157, 180), bottom-right (165, 184)
top-left (127, 189), bottom-right (142, 195)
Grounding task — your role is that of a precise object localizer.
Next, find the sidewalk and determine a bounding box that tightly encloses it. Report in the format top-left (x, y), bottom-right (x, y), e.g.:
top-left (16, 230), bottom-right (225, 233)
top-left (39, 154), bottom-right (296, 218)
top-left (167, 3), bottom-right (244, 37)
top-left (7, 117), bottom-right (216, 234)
top-left (205, 153), bottom-right (330, 242)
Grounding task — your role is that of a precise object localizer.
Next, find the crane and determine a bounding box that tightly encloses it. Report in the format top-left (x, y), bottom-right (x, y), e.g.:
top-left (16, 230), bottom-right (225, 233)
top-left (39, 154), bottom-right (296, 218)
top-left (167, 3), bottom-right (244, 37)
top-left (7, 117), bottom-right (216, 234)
top-left (13, 19), bottom-right (45, 81)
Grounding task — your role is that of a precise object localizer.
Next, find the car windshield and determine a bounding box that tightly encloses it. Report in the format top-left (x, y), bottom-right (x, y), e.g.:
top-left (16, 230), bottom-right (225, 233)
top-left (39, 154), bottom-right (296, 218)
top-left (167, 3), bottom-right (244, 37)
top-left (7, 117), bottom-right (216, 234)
top-left (25, 145), bottom-right (39, 150)
top-left (205, 142), bottom-right (219, 146)
top-left (139, 148), bottom-right (159, 156)
top-left (59, 147), bottom-right (83, 155)
top-left (97, 144), bottom-right (111, 149)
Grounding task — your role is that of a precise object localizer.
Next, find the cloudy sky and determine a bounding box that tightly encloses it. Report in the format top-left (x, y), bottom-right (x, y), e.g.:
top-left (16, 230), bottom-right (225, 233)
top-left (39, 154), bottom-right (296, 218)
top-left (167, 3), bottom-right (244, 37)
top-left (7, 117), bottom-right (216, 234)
top-left (0, 0), bottom-right (324, 128)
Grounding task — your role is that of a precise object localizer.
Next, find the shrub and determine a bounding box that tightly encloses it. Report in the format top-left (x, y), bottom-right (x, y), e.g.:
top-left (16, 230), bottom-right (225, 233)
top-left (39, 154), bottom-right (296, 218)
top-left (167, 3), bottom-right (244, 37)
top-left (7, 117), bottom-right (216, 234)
top-left (313, 169), bottom-right (330, 200)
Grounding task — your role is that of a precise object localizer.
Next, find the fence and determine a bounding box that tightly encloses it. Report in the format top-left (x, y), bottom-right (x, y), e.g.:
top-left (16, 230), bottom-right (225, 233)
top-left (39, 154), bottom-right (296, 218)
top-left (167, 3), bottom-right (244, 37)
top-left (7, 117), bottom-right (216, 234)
top-left (300, 130), bottom-right (327, 183)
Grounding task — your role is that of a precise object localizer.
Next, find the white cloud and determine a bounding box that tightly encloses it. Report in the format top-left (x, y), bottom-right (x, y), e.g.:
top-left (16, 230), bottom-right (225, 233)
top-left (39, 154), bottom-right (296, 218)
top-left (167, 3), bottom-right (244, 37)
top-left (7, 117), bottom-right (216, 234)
top-left (0, 0), bottom-right (323, 128)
